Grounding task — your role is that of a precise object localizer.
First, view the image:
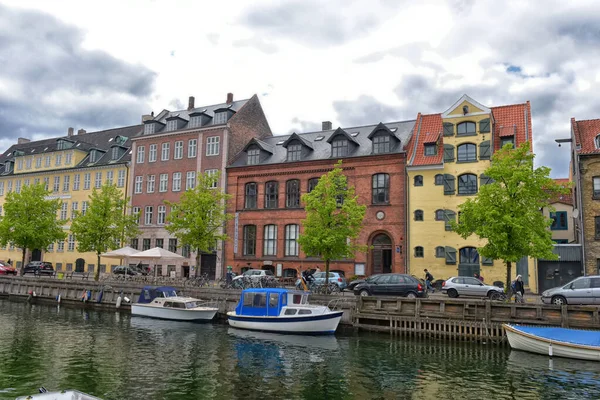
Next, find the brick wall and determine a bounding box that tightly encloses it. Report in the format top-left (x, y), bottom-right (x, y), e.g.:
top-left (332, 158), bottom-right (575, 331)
top-left (581, 157), bottom-right (600, 274)
top-left (228, 95), bottom-right (272, 163)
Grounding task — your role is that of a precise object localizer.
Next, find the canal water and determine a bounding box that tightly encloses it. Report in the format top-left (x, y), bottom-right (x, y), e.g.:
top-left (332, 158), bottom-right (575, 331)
top-left (0, 299), bottom-right (599, 400)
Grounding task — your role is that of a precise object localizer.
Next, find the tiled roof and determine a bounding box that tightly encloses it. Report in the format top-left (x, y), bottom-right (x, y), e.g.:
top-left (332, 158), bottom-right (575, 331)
top-left (491, 102), bottom-right (532, 151)
top-left (549, 178), bottom-right (573, 205)
top-left (423, 131), bottom-right (440, 144)
top-left (571, 118), bottom-right (600, 155)
top-left (407, 113), bottom-right (443, 166)
top-left (497, 125), bottom-right (516, 137)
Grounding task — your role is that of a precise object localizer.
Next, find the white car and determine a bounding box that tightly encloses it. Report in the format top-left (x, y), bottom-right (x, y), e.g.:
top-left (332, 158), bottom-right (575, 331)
top-left (232, 269), bottom-right (274, 282)
top-left (442, 276), bottom-right (504, 298)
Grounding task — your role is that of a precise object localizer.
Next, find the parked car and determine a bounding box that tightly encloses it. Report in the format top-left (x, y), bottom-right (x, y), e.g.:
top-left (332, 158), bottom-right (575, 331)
top-left (113, 266), bottom-right (140, 276)
top-left (233, 269), bottom-right (274, 282)
top-left (541, 275), bottom-right (600, 306)
top-left (0, 261), bottom-right (17, 276)
top-left (442, 277), bottom-right (504, 298)
top-left (23, 261), bottom-right (54, 276)
top-left (353, 274), bottom-right (427, 298)
top-left (295, 272), bottom-right (348, 290)
top-left (346, 277), bottom-right (367, 292)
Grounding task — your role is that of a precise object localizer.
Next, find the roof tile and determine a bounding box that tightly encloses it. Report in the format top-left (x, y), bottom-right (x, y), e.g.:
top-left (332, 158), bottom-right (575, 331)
top-left (572, 118), bottom-right (600, 155)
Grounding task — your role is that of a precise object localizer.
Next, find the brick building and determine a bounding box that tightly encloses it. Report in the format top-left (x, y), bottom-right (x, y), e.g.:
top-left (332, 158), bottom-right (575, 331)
top-left (129, 93), bottom-right (271, 279)
top-left (225, 120), bottom-right (415, 278)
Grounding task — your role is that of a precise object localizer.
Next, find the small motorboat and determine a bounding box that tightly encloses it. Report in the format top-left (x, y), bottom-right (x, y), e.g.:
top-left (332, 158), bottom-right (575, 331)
top-left (504, 324), bottom-right (600, 361)
top-left (16, 388), bottom-right (102, 399)
top-left (131, 286), bottom-right (218, 321)
top-left (227, 288), bottom-right (343, 334)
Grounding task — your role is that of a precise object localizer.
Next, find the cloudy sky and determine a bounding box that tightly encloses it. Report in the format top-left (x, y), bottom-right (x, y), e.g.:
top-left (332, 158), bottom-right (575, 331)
top-left (1, 0), bottom-right (599, 177)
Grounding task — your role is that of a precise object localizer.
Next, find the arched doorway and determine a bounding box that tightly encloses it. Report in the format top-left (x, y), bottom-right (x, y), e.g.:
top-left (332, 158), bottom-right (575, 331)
top-left (371, 233), bottom-right (392, 274)
top-left (458, 247), bottom-right (480, 277)
top-left (75, 258), bottom-right (85, 273)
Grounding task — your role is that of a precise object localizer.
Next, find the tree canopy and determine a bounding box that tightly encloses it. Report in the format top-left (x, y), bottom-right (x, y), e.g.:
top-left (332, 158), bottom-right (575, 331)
top-left (166, 171), bottom-right (231, 276)
top-left (452, 142), bottom-right (569, 288)
top-left (0, 183), bottom-right (65, 273)
top-left (298, 161), bottom-right (367, 285)
top-left (70, 183), bottom-right (140, 281)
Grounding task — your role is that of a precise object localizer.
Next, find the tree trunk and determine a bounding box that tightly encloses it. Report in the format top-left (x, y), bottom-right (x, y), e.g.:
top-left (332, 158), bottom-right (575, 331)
top-left (95, 253), bottom-right (100, 281)
top-left (195, 250), bottom-right (201, 279)
top-left (325, 259), bottom-right (330, 286)
top-left (20, 247), bottom-right (26, 276)
top-left (506, 260), bottom-right (512, 291)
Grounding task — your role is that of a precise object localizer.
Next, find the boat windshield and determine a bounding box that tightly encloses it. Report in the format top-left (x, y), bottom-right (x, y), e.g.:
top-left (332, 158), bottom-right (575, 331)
top-left (185, 301), bottom-right (199, 309)
top-left (290, 294), bottom-right (308, 305)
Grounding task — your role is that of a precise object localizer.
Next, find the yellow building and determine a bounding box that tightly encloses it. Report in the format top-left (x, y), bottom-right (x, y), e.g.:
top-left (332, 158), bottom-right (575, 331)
top-left (0, 125), bottom-right (141, 274)
top-left (406, 95), bottom-right (538, 292)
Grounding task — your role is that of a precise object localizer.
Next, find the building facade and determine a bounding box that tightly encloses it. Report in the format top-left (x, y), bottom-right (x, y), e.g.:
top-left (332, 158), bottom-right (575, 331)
top-left (0, 125), bottom-right (140, 273)
top-left (129, 93), bottom-right (271, 279)
top-left (406, 95), bottom-right (537, 291)
top-left (542, 178), bottom-right (574, 244)
top-left (225, 120), bottom-right (416, 278)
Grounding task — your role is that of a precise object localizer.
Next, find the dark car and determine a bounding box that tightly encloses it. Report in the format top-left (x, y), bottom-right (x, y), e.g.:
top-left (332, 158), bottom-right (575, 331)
top-left (353, 273), bottom-right (427, 298)
top-left (113, 266), bottom-right (140, 276)
top-left (23, 261), bottom-right (54, 276)
top-left (346, 278), bottom-right (366, 292)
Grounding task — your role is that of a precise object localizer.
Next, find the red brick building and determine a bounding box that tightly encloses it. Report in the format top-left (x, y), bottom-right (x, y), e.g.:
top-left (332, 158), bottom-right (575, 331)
top-left (225, 120), bottom-right (416, 278)
top-left (129, 93), bottom-right (271, 279)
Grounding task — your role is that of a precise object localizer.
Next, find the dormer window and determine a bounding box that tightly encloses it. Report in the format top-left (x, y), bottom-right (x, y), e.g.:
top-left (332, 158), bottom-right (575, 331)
top-left (287, 144), bottom-right (302, 161)
top-left (166, 119), bottom-right (178, 131)
top-left (595, 134), bottom-right (600, 149)
top-left (189, 116), bottom-right (202, 128)
top-left (332, 139), bottom-right (349, 158)
top-left (247, 149), bottom-right (260, 165)
top-left (111, 147), bottom-right (121, 160)
top-left (89, 150), bottom-right (98, 163)
top-left (424, 144), bottom-right (437, 156)
top-left (214, 112), bottom-right (228, 125)
top-left (373, 136), bottom-right (390, 154)
top-left (56, 139), bottom-right (72, 150)
top-left (144, 123), bottom-right (155, 135)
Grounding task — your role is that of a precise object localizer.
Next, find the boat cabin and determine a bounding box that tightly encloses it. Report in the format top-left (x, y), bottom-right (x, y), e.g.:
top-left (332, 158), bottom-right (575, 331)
top-left (235, 288), bottom-right (313, 317)
top-left (138, 286), bottom-right (178, 304)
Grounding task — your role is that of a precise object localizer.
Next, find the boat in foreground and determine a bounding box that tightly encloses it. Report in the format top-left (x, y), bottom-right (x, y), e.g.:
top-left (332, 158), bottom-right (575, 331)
top-left (504, 324), bottom-right (600, 361)
top-left (227, 288), bottom-right (343, 334)
top-left (16, 388), bottom-right (101, 399)
top-left (131, 286), bottom-right (218, 321)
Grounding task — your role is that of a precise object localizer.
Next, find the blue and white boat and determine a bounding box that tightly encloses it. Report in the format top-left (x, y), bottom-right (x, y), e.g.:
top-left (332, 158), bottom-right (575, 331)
top-left (131, 286), bottom-right (218, 321)
top-left (504, 324), bottom-right (600, 361)
top-left (227, 288), bottom-right (343, 334)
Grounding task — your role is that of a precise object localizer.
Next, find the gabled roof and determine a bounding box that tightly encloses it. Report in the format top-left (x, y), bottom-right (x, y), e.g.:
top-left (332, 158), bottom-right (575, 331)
top-left (549, 178), bottom-right (573, 205)
top-left (441, 94), bottom-right (491, 118)
top-left (165, 114), bottom-right (188, 122)
top-left (242, 137), bottom-right (274, 154)
top-left (572, 118), bottom-right (600, 155)
top-left (282, 132), bottom-right (313, 150)
top-left (326, 127), bottom-right (359, 145)
top-left (407, 113), bottom-right (443, 167)
top-left (367, 122), bottom-right (400, 141)
top-left (491, 101), bottom-right (532, 151)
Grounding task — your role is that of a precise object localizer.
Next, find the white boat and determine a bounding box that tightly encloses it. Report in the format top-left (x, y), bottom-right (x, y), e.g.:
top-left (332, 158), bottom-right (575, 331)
top-left (227, 288), bottom-right (343, 334)
top-left (228, 327), bottom-right (340, 351)
top-left (504, 324), bottom-right (600, 361)
top-left (16, 388), bottom-right (102, 399)
top-left (131, 286), bottom-right (218, 321)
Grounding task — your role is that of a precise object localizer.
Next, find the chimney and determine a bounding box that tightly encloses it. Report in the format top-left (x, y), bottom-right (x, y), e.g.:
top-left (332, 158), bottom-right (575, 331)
top-left (77, 129), bottom-right (86, 135)
top-left (188, 96), bottom-right (195, 110)
top-left (17, 138), bottom-right (30, 144)
top-left (142, 114), bottom-right (153, 122)
top-left (68, 127), bottom-right (74, 137)
top-left (322, 121), bottom-right (332, 131)
top-left (226, 93), bottom-right (234, 104)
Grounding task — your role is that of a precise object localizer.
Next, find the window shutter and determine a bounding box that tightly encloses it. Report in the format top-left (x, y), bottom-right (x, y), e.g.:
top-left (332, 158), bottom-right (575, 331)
top-left (445, 246), bottom-right (457, 265)
top-left (479, 140), bottom-right (491, 160)
top-left (443, 174), bottom-right (455, 195)
top-left (443, 123), bottom-right (454, 137)
top-left (482, 256), bottom-right (494, 266)
top-left (444, 210), bottom-right (456, 231)
top-left (480, 173), bottom-right (494, 186)
top-left (479, 118), bottom-right (490, 133)
top-left (443, 144), bottom-right (455, 162)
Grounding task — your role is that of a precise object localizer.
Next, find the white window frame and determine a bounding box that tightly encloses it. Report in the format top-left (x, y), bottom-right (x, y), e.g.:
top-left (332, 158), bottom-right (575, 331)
top-left (135, 176), bottom-right (143, 194)
top-left (73, 174), bottom-right (80, 191)
top-left (149, 144), bottom-right (157, 162)
top-left (95, 172), bottom-right (102, 188)
top-left (174, 141), bottom-right (183, 159)
top-left (36, 157), bottom-right (42, 168)
top-left (144, 123), bottom-right (155, 135)
top-left (172, 172), bottom-right (182, 192)
top-left (45, 156), bottom-right (51, 167)
top-left (55, 154), bottom-right (62, 166)
top-left (60, 202), bottom-right (68, 220)
top-left (0, 182), bottom-right (4, 196)
top-left (186, 171), bottom-right (196, 190)
top-left (161, 143), bottom-right (170, 161)
top-left (214, 112), bottom-right (227, 124)
top-left (132, 206), bottom-right (141, 224)
top-left (144, 206), bottom-right (153, 225)
top-left (84, 173), bottom-right (91, 190)
top-left (63, 175), bottom-right (70, 192)
top-left (7, 181), bottom-right (12, 193)
top-left (71, 201), bottom-right (78, 219)
top-left (65, 152), bottom-right (72, 165)
top-left (137, 146), bottom-right (145, 163)
top-left (147, 175), bottom-right (155, 193)
top-left (15, 180), bottom-right (21, 193)
top-left (188, 139), bottom-right (197, 158)
top-left (157, 205), bottom-right (166, 225)
top-left (26, 157), bottom-right (32, 169)
top-left (57, 240), bottom-right (64, 252)
top-left (68, 234), bottom-right (75, 251)
top-left (205, 169), bottom-right (219, 189)
top-left (117, 170), bottom-right (126, 187)
top-left (285, 224), bottom-right (299, 256)
top-left (206, 136), bottom-right (220, 156)
top-left (17, 159), bottom-right (23, 170)
top-left (53, 176), bottom-right (60, 193)
top-left (166, 119), bottom-right (178, 131)
top-left (159, 174), bottom-right (168, 192)
top-left (82, 201), bottom-right (88, 216)
top-left (106, 170), bottom-right (114, 185)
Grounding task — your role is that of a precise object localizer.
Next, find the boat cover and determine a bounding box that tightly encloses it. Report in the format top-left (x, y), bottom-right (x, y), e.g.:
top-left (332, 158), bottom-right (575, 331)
top-left (138, 286), bottom-right (178, 303)
top-left (514, 325), bottom-right (600, 347)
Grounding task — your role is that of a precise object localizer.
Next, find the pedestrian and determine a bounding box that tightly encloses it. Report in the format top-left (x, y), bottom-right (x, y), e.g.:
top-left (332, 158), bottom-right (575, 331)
top-left (474, 272), bottom-right (484, 282)
top-left (314, 266), bottom-right (321, 274)
top-left (226, 266), bottom-right (234, 285)
top-left (513, 274), bottom-right (525, 303)
top-left (424, 269), bottom-right (435, 293)
top-left (7, 258), bottom-right (11, 266)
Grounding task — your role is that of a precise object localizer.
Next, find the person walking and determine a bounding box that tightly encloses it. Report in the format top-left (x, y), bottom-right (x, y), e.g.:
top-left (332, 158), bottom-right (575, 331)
top-left (474, 272), bottom-right (484, 282)
top-left (513, 274), bottom-right (525, 303)
top-left (424, 269), bottom-right (435, 293)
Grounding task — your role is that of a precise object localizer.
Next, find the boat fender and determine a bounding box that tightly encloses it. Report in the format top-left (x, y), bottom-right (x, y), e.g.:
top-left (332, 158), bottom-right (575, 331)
top-left (116, 295), bottom-right (122, 309)
top-left (86, 290), bottom-right (92, 301)
top-left (57, 294), bottom-right (61, 304)
top-left (548, 343), bottom-right (553, 357)
top-left (33, 291), bottom-right (37, 297)
top-left (97, 289), bottom-right (104, 303)
top-left (124, 296), bottom-right (130, 303)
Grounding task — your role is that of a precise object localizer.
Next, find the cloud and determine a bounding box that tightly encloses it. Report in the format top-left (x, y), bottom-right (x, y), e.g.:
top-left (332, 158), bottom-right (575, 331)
top-left (206, 33), bottom-right (220, 45)
top-left (288, 117), bottom-right (321, 133)
top-left (333, 95), bottom-right (405, 127)
top-left (233, 36), bottom-right (279, 54)
top-left (0, 3), bottom-right (156, 147)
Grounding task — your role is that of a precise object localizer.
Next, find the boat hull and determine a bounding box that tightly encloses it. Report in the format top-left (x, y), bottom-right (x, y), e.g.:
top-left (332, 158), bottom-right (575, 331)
top-left (131, 304), bottom-right (217, 321)
top-left (504, 324), bottom-right (600, 361)
top-left (227, 311), bottom-right (343, 334)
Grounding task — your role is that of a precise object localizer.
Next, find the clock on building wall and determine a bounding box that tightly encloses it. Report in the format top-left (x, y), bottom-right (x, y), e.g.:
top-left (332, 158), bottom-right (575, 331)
top-left (376, 211), bottom-right (385, 220)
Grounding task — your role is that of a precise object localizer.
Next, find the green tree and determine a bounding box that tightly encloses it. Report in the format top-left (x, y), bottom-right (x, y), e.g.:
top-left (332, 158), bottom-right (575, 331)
top-left (0, 183), bottom-right (66, 274)
top-left (166, 171), bottom-right (232, 277)
top-left (71, 184), bottom-right (140, 281)
top-left (452, 142), bottom-right (569, 288)
top-left (298, 161), bottom-right (367, 285)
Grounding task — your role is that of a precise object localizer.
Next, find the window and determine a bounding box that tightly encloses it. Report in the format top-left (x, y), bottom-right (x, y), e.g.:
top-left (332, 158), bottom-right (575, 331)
top-left (71, 202), bottom-right (78, 219)
top-left (159, 174), bottom-right (168, 192)
top-left (594, 177), bottom-right (600, 198)
top-left (6, 181), bottom-right (12, 193)
top-left (596, 135), bottom-right (600, 149)
top-left (182, 245), bottom-right (191, 258)
top-left (144, 206), bottom-right (153, 225)
top-left (111, 147), bottom-right (119, 161)
top-left (57, 240), bottom-right (65, 252)
top-left (414, 210), bottom-right (424, 221)
top-left (174, 141), bottom-right (183, 159)
top-left (95, 172), bottom-right (102, 188)
top-left (24, 179), bottom-right (30, 187)
top-left (206, 169), bottom-right (218, 189)
top-left (25, 157), bottom-right (32, 169)
top-left (55, 154), bottom-right (62, 166)
top-left (60, 202), bottom-right (68, 220)
top-left (206, 136), bottom-right (220, 156)
top-left (457, 143), bottom-right (477, 162)
top-left (243, 225), bottom-right (256, 256)
top-left (15, 180), bottom-right (21, 193)
top-left (186, 172), bottom-right (196, 190)
top-left (435, 246), bottom-right (445, 258)
top-left (247, 149), bottom-right (260, 165)
top-left (214, 112), bottom-right (228, 124)
top-left (130, 238), bottom-right (139, 250)
top-left (435, 174), bottom-right (444, 185)
top-left (117, 170), bottom-right (125, 187)
top-left (63, 175), bottom-right (70, 192)
top-left (134, 176), bottom-right (143, 194)
top-left (172, 172), bottom-right (182, 191)
top-left (161, 143), bottom-right (170, 161)
top-left (286, 180), bottom-right (300, 208)
top-left (53, 176), bottom-right (60, 192)
top-left (373, 135), bottom-right (390, 154)
top-left (84, 173), bottom-right (91, 190)
top-left (458, 174), bottom-right (478, 195)
top-left (155, 238), bottom-right (164, 248)
top-left (263, 225), bottom-right (277, 256)
top-left (245, 183), bottom-right (257, 209)
top-left (71, 174), bottom-right (80, 191)
top-left (285, 224), bottom-right (299, 256)
top-left (132, 207), bottom-right (140, 224)
top-left (435, 209), bottom-right (445, 221)
top-left (144, 124), bottom-right (155, 135)
top-left (149, 144), bottom-right (157, 162)
top-left (332, 139), bottom-right (349, 158)
top-left (36, 157), bottom-right (42, 168)
top-left (501, 136), bottom-right (515, 148)
top-left (157, 205), bottom-right (166, 225)
top-left (106, 171), bottom-right (114, 185)
top-left (189, 116), bottom-right (202, 128)
top-left (136, 146), bottom-right (145, 163)
top-left (308, 178), bottom-right (319, 193)
top-left (16, 159), bottom-right (23, 171)
top-left (459, 247), bottom-right (480, 264)
top-left (143, 238), bottom-right (151, 250)
top-left (0, 182), bottom-right (4, 196)
top-left (82, 201), bottom-right (88, 216)
top-left (424, 144), bottom-right (437, 156)
top-left (414, 246), bottom-right (424, 258)
top-left (166, 119), bottom-right (177, 131)
top-left (265, 181), bottom-right (278, 208)
top-left (414, 175), bottom-right (423, 186)
top-left (68, 235), bottom-right (75, 251)
top-left (287, 144), bottom-right (302, 161)
top-left (372, 173), bottom-right (390, 204)
top-left (45, 156), bottom-right (51, 167)
top-left (457, 122), bottom-right (476, 136)
top-left (188, 139), bottom-right (197, 158)
top-left (147, 175), bottom-right (155, 193)
top-left (550, 211), bottom-right (568, 230)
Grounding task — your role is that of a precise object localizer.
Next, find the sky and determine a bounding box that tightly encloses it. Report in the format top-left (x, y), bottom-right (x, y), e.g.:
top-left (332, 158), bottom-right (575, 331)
top-left (1, 0), bottom-right (599, 178)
